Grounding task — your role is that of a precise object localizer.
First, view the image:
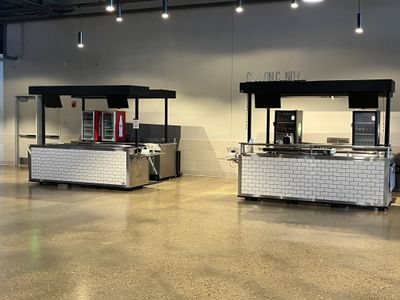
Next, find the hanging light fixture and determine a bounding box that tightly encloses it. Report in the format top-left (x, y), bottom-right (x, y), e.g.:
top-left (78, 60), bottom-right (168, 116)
top-left (106, 0), bottom-right (115, 12)
top-left (302, 0), bottom-right (324, 3)
top-left (77, 16), bottom-right (84, 49)
top-left (236, 0), bottom-right (243, 13)
top-left (77, 31), bottom-right (84, 48)
top-left (291, 0), bottom-right (299, 9)
top-left (355, 0), bottom-right (363, 34)
top-left (116, 3), bottom-right (123, 22)
top-left (162, 0), bottom-right (169, 19)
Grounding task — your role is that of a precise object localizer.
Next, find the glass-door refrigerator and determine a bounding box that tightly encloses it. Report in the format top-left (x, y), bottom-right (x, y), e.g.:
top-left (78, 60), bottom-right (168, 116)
top-left (102, 111), bottom-right (126, 142)
top-left (82, 111), bottom-right (102, 142)
top-left (352, 111), bottom-right (380, 146)
top-left (274, 110), bottom-right (303, 144)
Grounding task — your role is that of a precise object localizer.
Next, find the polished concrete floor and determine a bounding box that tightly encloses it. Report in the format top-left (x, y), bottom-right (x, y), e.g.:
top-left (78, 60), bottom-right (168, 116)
top-left (0, 166), bottom-right (400, 299)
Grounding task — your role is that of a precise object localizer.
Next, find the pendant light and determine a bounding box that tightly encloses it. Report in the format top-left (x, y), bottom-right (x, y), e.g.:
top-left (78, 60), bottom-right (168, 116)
top-left (77, 31), bottom-right (84, 48)
top-left (77, 17), bottom-right (84, 49)
top-left (291, 0), bottom-right (299, 9)
top-left (162, 0), bottom-right (169, 19)
top-left (106, 0), bottom-right (115, 12)
top-left (236, 0), bottom-right (243, 13)
top-left (116, 3), bottom-right (123, 22)
top-left (355, 0), bottom-right (363, 34)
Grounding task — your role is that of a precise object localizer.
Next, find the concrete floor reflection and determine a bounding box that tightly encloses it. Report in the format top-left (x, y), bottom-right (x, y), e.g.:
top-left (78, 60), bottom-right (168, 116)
top-left (0, 166), bottom-right (399, 299)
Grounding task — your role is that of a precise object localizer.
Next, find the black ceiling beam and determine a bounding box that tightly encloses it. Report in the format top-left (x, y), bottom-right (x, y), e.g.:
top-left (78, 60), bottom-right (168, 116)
top-left (3, 0), bottom-right (47, 8)
top-left (0, 0), bottom-right (287, 23)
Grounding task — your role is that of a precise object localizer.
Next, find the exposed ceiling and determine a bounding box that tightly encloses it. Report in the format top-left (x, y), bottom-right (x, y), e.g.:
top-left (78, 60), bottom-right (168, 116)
top-left (0, 0), bottom-right (285, 23)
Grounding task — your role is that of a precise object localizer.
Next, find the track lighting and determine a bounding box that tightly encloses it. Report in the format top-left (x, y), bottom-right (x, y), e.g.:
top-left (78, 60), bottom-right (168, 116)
top-left (77, 31), bottom-right (84, 48)
top-left (355, 0), bottom-right (363, 34)
top-left (116, 3), bottom-right (123, 22)
top-left (106, 0), bottom-right (115, 12)
top-left (236, 0), bottom-right (243, 13)
top-left (162, 0), bottom-right (169, 19)
top-left (291, 0), bottom-right (299, 9)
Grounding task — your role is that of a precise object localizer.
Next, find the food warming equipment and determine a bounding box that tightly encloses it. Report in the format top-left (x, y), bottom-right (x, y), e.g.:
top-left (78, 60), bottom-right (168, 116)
top-left (274, 110), bottom-right (303, 144)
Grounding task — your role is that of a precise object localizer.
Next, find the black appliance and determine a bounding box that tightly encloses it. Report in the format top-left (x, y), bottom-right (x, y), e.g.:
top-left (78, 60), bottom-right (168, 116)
top-left (352, 111), bottom-right (380, 146)
top-left (274, 110), bottom-right (303, 144)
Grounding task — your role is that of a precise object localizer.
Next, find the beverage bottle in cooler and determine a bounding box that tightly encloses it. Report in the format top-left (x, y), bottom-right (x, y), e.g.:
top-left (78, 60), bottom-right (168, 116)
top-left (118, 115), bottom-right (123, 138)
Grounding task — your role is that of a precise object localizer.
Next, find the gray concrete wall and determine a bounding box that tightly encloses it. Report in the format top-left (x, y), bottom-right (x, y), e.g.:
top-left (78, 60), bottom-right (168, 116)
top-left (2, 0), bottom-right (400, 176)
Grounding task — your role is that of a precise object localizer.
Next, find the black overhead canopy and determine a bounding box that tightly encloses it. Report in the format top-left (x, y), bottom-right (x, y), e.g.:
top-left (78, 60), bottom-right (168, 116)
top-left (240, 80), bottom-right (395, 97)
top-left (142, 89), bottom-right (176, 99)
top-left (66, 89), bottom-right (176, 100)
top-left (240, 79), bottom-right (396, 147)
top-left (28, 86), bottom-right (176, 108)
top-left (29, 85), bottom-right (177, 146)
top-left (29, 85), bottom-right (150, 98)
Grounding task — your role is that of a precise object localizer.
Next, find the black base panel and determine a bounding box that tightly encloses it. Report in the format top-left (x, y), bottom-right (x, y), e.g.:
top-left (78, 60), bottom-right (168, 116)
top-left (238, 196), bottom-right (390, 210)
top-left (30, 179), bottom-right (144, 191)
top-left (149, 174), bottom-right (178, 181)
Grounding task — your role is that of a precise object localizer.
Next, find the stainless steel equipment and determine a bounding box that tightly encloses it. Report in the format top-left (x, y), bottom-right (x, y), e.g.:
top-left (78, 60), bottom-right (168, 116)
top-left (394, 154), bottom-right (400, 192)
top-left (147, 143), bottom-right (177, 180)
top-left (274, 110), bottom-right (303, 144)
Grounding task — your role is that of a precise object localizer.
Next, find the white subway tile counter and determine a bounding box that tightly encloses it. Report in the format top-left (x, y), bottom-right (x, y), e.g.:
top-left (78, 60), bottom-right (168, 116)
top-left (29, 144), bottom-right (150, 189)
top-left (239, 152), bottom-right (393, 208)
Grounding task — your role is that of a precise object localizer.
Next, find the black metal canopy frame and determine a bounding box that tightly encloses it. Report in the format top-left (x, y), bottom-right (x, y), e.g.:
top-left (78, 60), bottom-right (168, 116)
top-left (239, 79), bottom-right (396, 147)
top-left (28, 85), bottom-right (177, 147)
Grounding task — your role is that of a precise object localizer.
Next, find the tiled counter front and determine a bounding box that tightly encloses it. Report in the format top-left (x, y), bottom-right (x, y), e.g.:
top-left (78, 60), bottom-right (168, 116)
top-left (30, 147), bottom-right (127, 187)
top-left (239, 155), bottom-right (391, 207)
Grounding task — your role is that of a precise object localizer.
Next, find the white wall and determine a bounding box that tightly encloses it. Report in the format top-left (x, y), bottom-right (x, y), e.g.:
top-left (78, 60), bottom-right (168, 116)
top-left (2, 0), bottom-right (400, 176)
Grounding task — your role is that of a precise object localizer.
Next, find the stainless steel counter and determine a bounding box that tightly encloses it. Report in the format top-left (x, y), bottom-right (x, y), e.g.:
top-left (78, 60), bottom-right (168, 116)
top-left (394, 153), bottom-right (400, 192)
top-left (70, 141), bottom-right (180, 181)
top-left (29, 143), bottom-right (149, 189)
top-left (238, 143), bottom-right (395, 208)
